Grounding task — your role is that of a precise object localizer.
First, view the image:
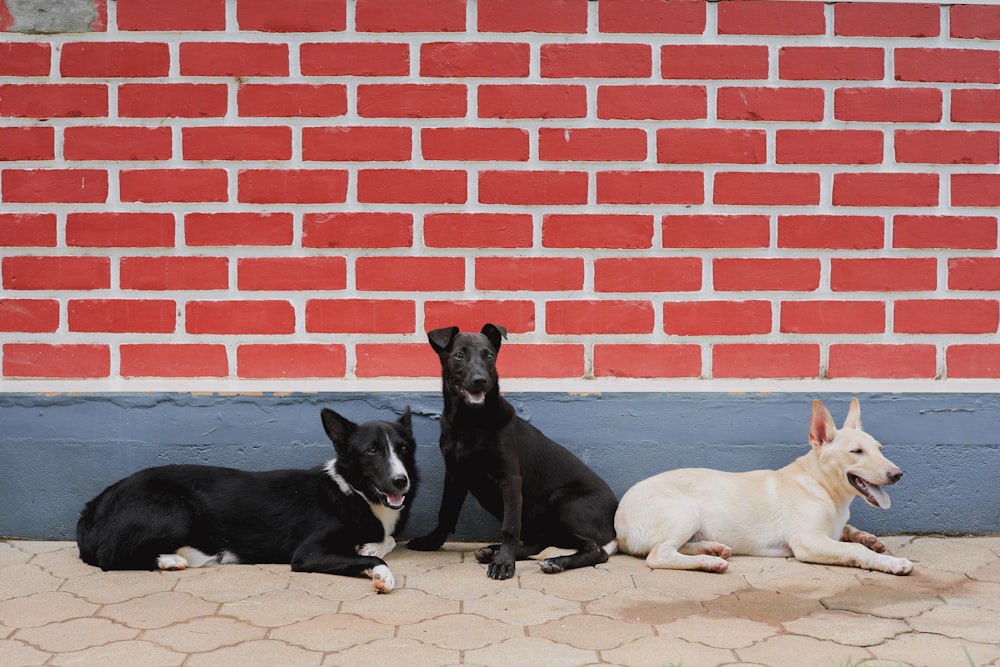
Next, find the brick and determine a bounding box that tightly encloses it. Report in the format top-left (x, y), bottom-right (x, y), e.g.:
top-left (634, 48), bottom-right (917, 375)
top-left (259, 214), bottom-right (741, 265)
top-left (657, 128), bottom-right (765, 164)
top-left (947, 345), bottom-right (1000, 378)
top-left (68, 299), bottom-right (175, 333)
top-left (951, 4), bottom-right (1000, 40)
top-left (895, 130), bottom-right (998, 165)
top-left (478, 0), bottom-right (587, 33)
top-left (495, 344), bottom-right (585, 378)
top-left (662, 45), bottom-right (768, 80)
top-left (719, 1), bottom-right (825, 35)
top-left (238, 84), bottom-right (347, 118)
top-left (0, 84), bottom-right (107, 118)
top-left (475, 257), bottom-right (583, 292)
top-left (832, 258), bottom-right (937, 292)
top-left (116, 0), bottom-right (226, 31)
top-left (479, 84), bottom-right (587, 119)
top-left (121, 169), bottom-right (227, 203)
top-left (0, 213), bottom-right (57, 247)
top-left (2, 256), bottom-right (109, 290)
top-left (63, 126), bottom-right (171, 161)
top-left (120, 344), bottom-right (228, 378)
top-left (3, 344), bottom-right (109, 379)
top-left (594, 257), bottom-right (701, 293)
top-left (0, 299), bottom-right (59, 332)
top-left (776, 130), bottom-right (883, 165)
top-left (597, 171), bottom-right (704, 205)
top-left (547, 300), bottom-right (654, 334)
top-left (186, 300), bottom-right (295, 335)
top-left (120, 256), bottom-right (229, 291)
top-left (0, 127), bottom-right (54, 161)
top-left (237, 0), bottom-right (345, 31)
top-left (60, 42), bottom-right (169, 77)
top-left (303, 212), bottom-right (413, 248)
top-left (780, 300), bottom-right (885, 334)
top-left (356, 0), bottom-right (465, 32)
top-left (952, 89), bottom-right (1000, 123)
top-left (597, 85), bottom-right (706, 120)
top-left (835, 2), bottom-right (940, 37)
top-left (119, 83), bottom-right (227, 118)
top-left (895, 48), bottom-right (999, 84)
top-left (185, 213), bottom-right (293, 247)
top-left (355, 343), bottom-right (441, 378)
top-left (358, 169), bottom-right (466, 204)
top-left (300, 43), bottom-right (409, 76)
top-left (717, 87), bottom-right (824, 122)
top-left (356, 257), bottom-right (465, 292)
top-left (421, 42), bottom-right (529, 77)
top-left (0, 43), bottom-right (50, 76)
top-left (664, 300), bottom-right (772, 336)
top-left (66, 212), bottom-right (174, 248)
top-left (663, 215), bottom-right (770, 248)
top-left (833, 173), bottom-right (938, 207)
top-left (895, 299), bottom-right (999, 334)
top-left (598, 0), bottom-right (705, 34)
top-left (479, 170), bottom-right (587, 205)
top-left (714, 172), bottom-right (820, 206)
top-left (543, 214), bottom-right (653, 249)
top-left (713, 344), bottom-right (820, 378)
top-left (893, 215), bottom-right (997, 249)
top-left (952, 174), bottom-right (1000, 207)
top-left (594, 344), bottom-right (702, 378)
top-left (237, 169), bottom-right (348, 204)
top-left (424, 300), bottom-right (535, 334)
top-left (778, 215), bottom-right (884, 250)
top-left (3, 169), bottom-right (107, 203)
top-left (835, 87), bottom-right (942, 122)
top-left (306, 299), bottom-right (415, 334)
top-left (237, 257), bottom-right (347, 291)
top-left (828, 344), bottom-right (937, 379)
top-left (303, 126), bottom-right (410, 162)
top-left (182, 126), bottom-right (292, 161)
top-left (949, 258), bottom-right (1000, 291)
top-left (422, 128), bottom-right (528, 161)
top-left (180, 42), bottom-right (288, 77)
top-left (237, 344), bottom-right (347, 379)
top-left (424, 213), bottom-right (533, 248)
top-left (714, 258), bottom-right (820, 292)
top-left (357, 84), bottom-right (466, 118)
top-left (779, 47), bottom-right (884, 81)
top-left (541, 128), bottom-right (647, 162)
top-left (541, 44), bottom-right (652, 78)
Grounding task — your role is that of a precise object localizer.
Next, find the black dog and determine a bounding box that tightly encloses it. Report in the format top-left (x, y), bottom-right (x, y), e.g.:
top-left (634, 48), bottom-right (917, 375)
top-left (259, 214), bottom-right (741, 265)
top-left (408, 324), bottom-right (618, 579)
top-left (76, 407), bottom-right (417, 593)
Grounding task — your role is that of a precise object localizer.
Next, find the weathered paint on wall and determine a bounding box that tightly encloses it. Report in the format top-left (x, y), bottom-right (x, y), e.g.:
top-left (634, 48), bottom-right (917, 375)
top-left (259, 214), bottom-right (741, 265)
top-left (2, 392), bottom-right (997, 541)
top-left (1, 0), bottom-right (104, 32)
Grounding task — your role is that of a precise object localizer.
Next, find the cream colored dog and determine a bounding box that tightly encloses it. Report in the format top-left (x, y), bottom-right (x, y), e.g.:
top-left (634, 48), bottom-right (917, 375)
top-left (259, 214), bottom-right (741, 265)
top-left (615, 398), bottom-right (913, 575)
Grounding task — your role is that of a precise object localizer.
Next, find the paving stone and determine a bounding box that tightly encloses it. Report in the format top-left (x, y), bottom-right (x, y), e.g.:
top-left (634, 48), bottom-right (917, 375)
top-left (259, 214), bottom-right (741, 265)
top-left (632, 566), bottom-right (752, 602)
top-left (269, 613), bottom-right (393, 652)
top-left (339, 586), bottom-right (460, 625)
top-left (140, 616), bottom-right (265, 652)
top-left (465, 636), bottom-right (598, 667)
top-left (865, 631), bottom-right (1000, 667)
top-left (172, 565), bottom-right (291, 603)
top-left (398, 613), bottom-right (523, 650)
top-left (60, 570), bottom-right (182, 604)
top-left (47, 640), bottom-right (186, 667)
top-left (900, 536), bottom-right (1000, 573)
top-left (184, 639), bottom-right (324, 666)
top-left (655, 613), bottom-right (778, 649)
top-left (29, 548), bottom-right (96, 579)
top-left (219, 588), bottom-right (339, 627)
top-left (587, 588), bottom-right (705, 626)
top-left (602, 634), bottom-right (737, 667)
top-left (0, 638), bottom-right (52, 667)
top-left (13, 617), bottom-right (138, 652)
top-left (702, 588), bottom-right (824, 624)
top-left (100, 591), bottom-right (219, 629)
top-left (404, 562), bottom-right (499, 601)
top-left (0, 592), bottom-right (97, 628)
top-left (742, 558), bottom-right (861, 598)
top-left (285, 569), bottom-right (374, 601)
top-left (908, 604), bottom-right (1000, 643)
top-left (0, 543), bottom-right (32, 566)
top-left (782, 609), bottom-right (910, 647)
top-left (324, 637), bottom-right (461, 666)
top-left (528, 612), bottom-right (653, 650)
top-left (519, 562), bottom-right (637, 602)
top-left (821, 581), bottom-right (941, 619)
top-left (0, 564), bottom-right (65, 601)
top-left (735, 633), bottom-right (872, 666)
top-left (465, 586), bottom-right (581, 626)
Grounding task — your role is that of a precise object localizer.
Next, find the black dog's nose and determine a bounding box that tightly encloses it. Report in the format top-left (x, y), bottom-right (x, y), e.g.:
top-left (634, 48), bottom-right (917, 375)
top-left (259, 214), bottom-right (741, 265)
top-left (392, 475), bottom-right (409, 490)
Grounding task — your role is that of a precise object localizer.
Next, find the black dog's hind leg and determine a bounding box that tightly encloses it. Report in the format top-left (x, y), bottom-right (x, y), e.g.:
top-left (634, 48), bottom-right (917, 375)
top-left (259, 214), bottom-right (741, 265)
top-left (538, 540), bottom-right (610, 574)
top-left (474, 543), bottom-right (542, 564)
top-left (408, 469), bottom-right (469, 552)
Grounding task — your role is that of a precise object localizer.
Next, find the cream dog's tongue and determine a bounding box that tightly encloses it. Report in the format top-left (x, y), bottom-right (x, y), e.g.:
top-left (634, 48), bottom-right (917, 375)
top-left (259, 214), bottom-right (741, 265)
top-left (868, 483), bottom-right (891, 510)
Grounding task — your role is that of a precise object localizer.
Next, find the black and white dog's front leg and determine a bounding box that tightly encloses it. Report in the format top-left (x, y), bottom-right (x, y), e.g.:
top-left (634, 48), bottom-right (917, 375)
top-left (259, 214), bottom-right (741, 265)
top-left (292, 532), bottom-right (396, 593)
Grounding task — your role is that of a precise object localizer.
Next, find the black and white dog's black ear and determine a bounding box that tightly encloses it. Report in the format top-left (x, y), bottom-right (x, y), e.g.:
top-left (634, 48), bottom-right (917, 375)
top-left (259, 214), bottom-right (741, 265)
top-left (397, 405), bottom-right (413, 435)
top-left (481, 323), bottom-right (507, 352)
top-left (427, 326), bottom-right (460, 353)
top-left (321, 408), bottom-right (357, 454)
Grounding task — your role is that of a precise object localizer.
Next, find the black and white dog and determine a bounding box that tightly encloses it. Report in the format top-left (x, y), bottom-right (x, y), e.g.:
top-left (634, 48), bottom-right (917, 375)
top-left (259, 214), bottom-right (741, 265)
top-left (409, 324), bottom-right (619, 579)
top-left (76, 407), bottom-right (417, 593)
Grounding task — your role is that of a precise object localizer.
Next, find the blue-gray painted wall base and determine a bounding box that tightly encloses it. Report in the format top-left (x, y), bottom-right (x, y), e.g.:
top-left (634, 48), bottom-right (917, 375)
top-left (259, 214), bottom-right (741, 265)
top-left (1, 392), bottom-right (998, 540)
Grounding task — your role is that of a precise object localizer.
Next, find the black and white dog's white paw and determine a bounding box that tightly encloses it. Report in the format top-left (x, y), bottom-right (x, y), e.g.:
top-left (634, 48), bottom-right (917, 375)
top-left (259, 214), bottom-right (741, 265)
top-left (368, 564), bottom-right (395, 593)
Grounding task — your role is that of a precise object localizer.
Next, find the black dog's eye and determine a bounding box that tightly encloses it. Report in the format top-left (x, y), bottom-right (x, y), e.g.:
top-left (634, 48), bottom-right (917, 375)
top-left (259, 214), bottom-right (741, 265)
top-left (454, 351), bottom-right (465, 360)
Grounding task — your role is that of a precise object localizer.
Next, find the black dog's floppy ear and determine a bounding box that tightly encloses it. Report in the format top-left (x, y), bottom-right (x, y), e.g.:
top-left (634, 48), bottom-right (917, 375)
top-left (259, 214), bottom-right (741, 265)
top-left (397, 405), bottom-right (413, 435)
top-left (428, 326), bottom-right (460, 353)
top-left (321, 408), bottom-right (357, 455)
top-left (481, 323), bottom-right (507, 352)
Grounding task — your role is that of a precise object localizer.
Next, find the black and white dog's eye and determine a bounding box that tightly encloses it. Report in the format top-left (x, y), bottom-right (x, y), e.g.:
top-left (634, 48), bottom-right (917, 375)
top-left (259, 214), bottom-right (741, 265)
top-left (367, 446), bottom-right (379, 455)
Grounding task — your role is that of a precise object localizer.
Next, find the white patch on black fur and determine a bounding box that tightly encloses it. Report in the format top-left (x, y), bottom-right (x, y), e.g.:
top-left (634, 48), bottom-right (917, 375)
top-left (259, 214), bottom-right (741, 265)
top-left (324, 459), bottom-right (353, 496)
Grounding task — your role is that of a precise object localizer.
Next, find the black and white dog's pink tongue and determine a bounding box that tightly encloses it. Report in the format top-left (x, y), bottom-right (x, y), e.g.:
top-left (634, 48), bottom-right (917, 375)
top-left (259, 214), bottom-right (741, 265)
top-left (386, 493), bottom-right (405, 508)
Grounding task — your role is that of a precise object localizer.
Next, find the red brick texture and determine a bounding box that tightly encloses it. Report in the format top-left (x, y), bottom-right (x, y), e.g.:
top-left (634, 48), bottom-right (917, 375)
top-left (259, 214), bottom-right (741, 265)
top-left (1, 1), bottom-right (997, 382)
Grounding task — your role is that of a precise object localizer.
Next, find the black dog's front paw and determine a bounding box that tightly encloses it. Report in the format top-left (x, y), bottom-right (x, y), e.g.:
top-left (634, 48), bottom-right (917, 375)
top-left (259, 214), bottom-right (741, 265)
top-left (487, 558), bottom-right (515, 580)
top-left (407, 534), bottom-right (445, 551)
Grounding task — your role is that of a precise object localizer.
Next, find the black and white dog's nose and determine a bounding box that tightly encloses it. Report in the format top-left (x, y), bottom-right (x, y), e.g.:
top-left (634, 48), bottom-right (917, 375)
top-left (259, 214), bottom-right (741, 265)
top-left (392, 475), bottom-right (409, 490)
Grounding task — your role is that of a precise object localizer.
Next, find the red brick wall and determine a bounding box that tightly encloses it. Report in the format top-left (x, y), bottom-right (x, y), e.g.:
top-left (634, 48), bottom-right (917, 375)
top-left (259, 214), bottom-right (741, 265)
top-left (2, 0), bottom-right (999, 383)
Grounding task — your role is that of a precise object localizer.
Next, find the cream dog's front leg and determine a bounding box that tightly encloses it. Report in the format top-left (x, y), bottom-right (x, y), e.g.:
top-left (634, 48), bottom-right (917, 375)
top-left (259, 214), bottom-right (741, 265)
top-left (841, 524), bottom-right (887, 553)
top-left (791, 532), bottom-right (912, 575)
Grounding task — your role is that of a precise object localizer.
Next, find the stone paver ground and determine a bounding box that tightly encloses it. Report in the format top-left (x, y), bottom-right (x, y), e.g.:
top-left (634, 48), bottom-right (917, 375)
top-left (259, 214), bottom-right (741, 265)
top-left (1, 536), bottom-right (998, 666)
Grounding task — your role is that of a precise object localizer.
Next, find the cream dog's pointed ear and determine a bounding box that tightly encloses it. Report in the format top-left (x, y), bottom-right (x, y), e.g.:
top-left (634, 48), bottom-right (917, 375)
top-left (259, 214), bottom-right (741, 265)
top-left (808, 400), bottom-right (837, 449)
top-left (842, 397), bottom-right (862, 431)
